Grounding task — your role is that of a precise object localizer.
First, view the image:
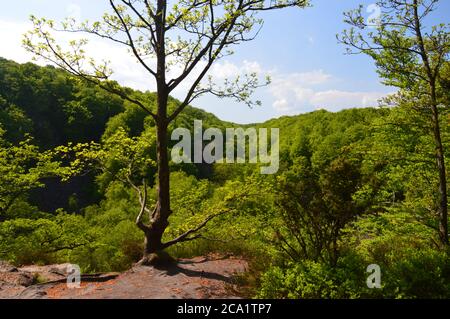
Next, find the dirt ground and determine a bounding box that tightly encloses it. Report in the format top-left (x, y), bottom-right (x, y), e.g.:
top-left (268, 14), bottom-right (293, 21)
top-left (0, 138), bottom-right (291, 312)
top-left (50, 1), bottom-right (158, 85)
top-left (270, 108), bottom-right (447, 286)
top-left (0, 255), bottom-right (248, 299)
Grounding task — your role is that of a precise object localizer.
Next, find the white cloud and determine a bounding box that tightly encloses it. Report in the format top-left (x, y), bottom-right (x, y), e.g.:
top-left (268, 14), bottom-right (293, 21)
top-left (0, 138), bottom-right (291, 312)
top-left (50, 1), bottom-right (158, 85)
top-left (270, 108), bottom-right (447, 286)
top-left (210, 61), bottom-right (241, 79)
top-left (66, 3), bottom-right (82, 22)
top-left (269, 69), bottom-right (389, 114)
top-left (209, 60), bottom-right (262, 79)
top-left (272, 69), bottom-right (331, 86)
top-left (89, 41), bottom-right (156, 91)
top-left (0, 20), bottom-right (35, 63)
top-left (242, 60), bottom-right (263, 74)
top-left (310, 90), bottom-right (387, 111)
top-left (273, 99), bottom-right (290, 112)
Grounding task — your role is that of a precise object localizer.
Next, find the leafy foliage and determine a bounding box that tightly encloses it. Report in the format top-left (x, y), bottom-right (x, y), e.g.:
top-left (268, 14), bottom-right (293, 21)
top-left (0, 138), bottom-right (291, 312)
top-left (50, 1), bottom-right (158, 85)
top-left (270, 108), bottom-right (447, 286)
top-left (0, 53), bottom-right (449, 297)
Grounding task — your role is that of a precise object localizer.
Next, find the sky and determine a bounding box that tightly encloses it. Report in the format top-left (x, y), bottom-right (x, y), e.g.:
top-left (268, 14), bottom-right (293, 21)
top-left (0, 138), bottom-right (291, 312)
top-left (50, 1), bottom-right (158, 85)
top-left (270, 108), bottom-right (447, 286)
top-left (0, 0), bottom-right (449, 124)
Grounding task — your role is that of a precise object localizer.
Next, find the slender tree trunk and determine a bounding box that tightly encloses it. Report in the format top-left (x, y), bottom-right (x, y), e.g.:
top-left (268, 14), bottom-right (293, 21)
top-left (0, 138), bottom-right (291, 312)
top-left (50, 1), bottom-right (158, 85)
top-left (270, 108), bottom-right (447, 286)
top-left (139, 0), bottom-right (174, 264)
top-left (413, 1), bottom-right (448, 246)
top-left (141, 91), bottom-right (172, 261)
top-left (430, 99), bottom-right (448, 246)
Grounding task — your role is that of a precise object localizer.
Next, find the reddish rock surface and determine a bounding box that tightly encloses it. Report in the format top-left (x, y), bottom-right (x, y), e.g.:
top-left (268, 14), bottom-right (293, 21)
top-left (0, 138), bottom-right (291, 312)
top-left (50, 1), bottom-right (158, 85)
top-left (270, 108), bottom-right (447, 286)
top-left (0, 255), bottom-right (248, 299)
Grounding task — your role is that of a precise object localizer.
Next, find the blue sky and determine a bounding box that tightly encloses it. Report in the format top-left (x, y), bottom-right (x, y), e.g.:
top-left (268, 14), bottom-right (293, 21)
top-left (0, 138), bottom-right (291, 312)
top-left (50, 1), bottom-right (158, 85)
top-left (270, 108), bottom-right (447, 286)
top-left (0, 0), bottom-right (449, 123)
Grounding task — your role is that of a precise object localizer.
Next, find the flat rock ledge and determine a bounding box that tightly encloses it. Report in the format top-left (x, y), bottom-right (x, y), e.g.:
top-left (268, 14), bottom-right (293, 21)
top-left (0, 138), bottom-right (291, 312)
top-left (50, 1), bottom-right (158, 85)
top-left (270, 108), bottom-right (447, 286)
top-left (0, 255), bottom-right (247, 299)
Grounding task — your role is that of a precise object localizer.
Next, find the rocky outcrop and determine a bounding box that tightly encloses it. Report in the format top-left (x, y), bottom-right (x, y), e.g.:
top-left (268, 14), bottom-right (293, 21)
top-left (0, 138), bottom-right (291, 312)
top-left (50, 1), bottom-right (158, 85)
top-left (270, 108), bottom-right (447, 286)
top-left (0, 260), bottom-right (69, 298)
top-left (0, 271), bottom-right (34, 287)
top-left (0, 255), bottom-right (247, 299)
top-left (0, 260), bottom-right (17, 273)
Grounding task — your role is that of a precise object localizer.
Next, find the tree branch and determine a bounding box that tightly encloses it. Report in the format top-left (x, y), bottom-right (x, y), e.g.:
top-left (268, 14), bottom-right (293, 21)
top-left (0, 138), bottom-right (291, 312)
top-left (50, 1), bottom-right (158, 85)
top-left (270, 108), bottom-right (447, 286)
top-left (110, 0), bottom-right (157, 78)
top-left (162, 209), bottom-right (229, 249)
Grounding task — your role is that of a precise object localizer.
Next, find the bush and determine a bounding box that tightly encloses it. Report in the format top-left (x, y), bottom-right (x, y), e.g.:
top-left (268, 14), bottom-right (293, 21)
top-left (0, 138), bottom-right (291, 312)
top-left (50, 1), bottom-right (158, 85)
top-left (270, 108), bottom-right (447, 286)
top-left (381, 248), bottom-right (450, 299)
top-left (257, 248), bottom-right (450, 299)
top-left (257, 260), bottom-right (356, 299)
top-left (0, 213), bottom-right (91, 265)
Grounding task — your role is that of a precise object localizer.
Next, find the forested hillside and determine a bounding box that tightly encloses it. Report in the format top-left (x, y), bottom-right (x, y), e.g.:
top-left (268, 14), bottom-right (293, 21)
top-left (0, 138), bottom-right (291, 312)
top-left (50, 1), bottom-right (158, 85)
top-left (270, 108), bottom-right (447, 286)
top-left (1, 57), bottom-right (449, 298)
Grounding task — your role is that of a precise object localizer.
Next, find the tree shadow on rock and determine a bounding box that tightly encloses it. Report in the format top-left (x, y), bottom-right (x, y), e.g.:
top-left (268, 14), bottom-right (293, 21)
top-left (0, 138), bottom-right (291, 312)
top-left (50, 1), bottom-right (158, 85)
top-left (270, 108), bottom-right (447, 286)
top-left (159, 263), bottom-right (231, 283)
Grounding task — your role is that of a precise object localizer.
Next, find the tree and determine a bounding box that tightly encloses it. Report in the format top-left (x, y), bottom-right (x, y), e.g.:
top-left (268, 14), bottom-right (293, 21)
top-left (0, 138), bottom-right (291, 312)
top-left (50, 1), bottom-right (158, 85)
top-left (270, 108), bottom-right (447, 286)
top-left (338, 0), bottom-right (450, 246)
top-left (0, 127), bottom-right (65, 221)
top-left (274, 156), bottom-right (361, 266)
top-left (23, 0), bottom-right (309, 264)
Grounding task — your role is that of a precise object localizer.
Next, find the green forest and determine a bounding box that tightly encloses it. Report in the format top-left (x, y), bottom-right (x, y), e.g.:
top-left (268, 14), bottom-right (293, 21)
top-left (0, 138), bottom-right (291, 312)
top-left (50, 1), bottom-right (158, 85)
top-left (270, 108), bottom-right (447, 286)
top-left (0, 0), bottom-right (450, 300)
top-left (1, 56), bottom-right (449, 298)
